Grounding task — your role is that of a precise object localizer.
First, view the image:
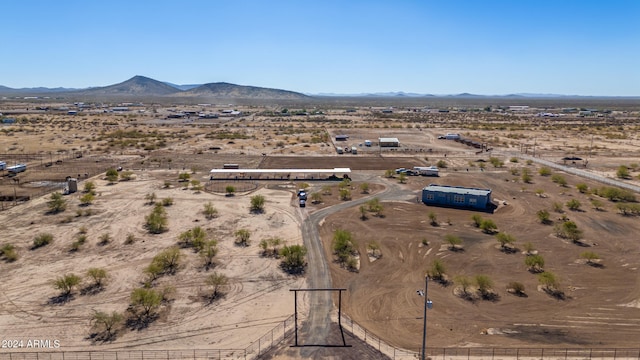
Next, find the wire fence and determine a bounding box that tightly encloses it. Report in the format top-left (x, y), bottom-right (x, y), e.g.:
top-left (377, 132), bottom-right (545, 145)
top-left (340, 313), bottom-right (640, 360)
top-left (0, 315), bottom-right (295, 360)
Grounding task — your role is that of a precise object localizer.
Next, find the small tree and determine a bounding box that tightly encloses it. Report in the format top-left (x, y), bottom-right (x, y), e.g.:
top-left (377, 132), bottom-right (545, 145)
top-left (455, 275), bottom-right (472, 298)
top-left (333, 229), bottom-right (356, 266)
top-left (80, 192), bottom-right (95, 206)
top-left (250, 194), bottom-right (266, 213)
top-left (523, 242), bottom-right (536, 255)
top-left (616, 165), bottom-right (630, 179)
top-left (130, 288), bottom-right (162, 319)
top-left (205, 272), bottom-right (228, 300)
top-left (566, 199), bottom-right (582, 211)
top-left (471, 214), bottom-right (483, 227)
top-left (507, 282), bottom-right (526, 296)
top-left (475, 275), bottom-right (494, 299)
top-left (538, 271), bottom-right (560, 293)
top-left (436, 160), bottom-right (447, 168)
top-left (495, 232), bottom-right (516, 251)
top-left (555, 220), bottom-right (583, 242)
top-left (178, 172), bottom-right (191, 182)
top-left (428, 211), bottom-right (438, 226)
top-left (149, 247), bottom-right (182, 277)
top-left (311, 192), bottom-right (323, 204)
top-left (576, 183), bottom-right (589, 193)
top-left (280, 244), bottom-right (308, 274)
top-left (200, 239), bottom-right (218, 270)
top-left (590, 198), bottom-right (604, 211)
top-left (480, 219), bottom-right (498, 234)
top-left (366, 197), bottom-right (383, 216)
top-left (536, 209), bottom-right (551, 224)
top-left (105, 168), bottom-right (119, 183)
top-left (429, 259), bottom-right (446, 283)
top-left (225, 185), bottom-right (236, 196)
top-left (203, 202), bottom-right (218, 219)
top-left (47, 192), bottom-right (67, 213)
top-left (384, 169), bottom-right (395, 178)
top-left (525, 254), bottom-right (545, 273)
top-left (551, 174), bottom-right (567, 187)
top-left (359, 205), bottom-right (367, 220)
top-left (54, 273), bottom-right (81, 296)
top-left (444, 234), bottom-right (462, 251)
top-left (145, 203), bottom-right (168, 234)
top-left (87, 268), bottom-right (108, 288)
top-left (580, 251), bottom-right (601, 266)
top-left (84, 181), bottom-right (96, 194)
top-left (119, 171), bottom-right (134, 181)
top-left (360, 182), bottom-right (370, 194)
top-left (91, 310), bottom-right (123, 341)
top-left (398, 172), bottom-right (407, 184)
top-left (339, 188), bottom-right (351, 201)
top-left (538, 167), bottom-right (552, 176)
top-left (234, 229), bottom-right (251, 247)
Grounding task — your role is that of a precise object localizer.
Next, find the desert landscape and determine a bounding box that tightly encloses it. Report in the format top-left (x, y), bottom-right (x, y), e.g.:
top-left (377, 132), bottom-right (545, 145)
top-left (1, 80), bottom-right (640, 359)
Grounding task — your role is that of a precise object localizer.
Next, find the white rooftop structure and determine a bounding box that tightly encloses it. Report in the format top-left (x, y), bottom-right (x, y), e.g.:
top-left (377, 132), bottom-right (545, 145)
top-left (209, 167), bottom-right (351, 174)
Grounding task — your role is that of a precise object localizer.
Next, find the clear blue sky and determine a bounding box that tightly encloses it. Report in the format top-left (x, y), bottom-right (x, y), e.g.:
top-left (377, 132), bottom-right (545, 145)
top-left (2, 0), bottom-right (639, 96)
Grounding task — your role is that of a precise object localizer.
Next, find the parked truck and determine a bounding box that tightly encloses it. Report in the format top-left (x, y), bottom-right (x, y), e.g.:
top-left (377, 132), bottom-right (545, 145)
top-left (336, 147), bottom-right (344, 154)
top-left (351, 146), bottom-right (357, 154)
top-left (0, 161), bottom-right (6, 170)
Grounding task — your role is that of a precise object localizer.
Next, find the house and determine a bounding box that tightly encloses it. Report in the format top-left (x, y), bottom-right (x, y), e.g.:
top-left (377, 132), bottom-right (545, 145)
top-left (421, 184), bottom-right (492, 209)
top-left (335, 135), bottom-right (349, 141)
top-left (378, 137), bottom-right (399, 147)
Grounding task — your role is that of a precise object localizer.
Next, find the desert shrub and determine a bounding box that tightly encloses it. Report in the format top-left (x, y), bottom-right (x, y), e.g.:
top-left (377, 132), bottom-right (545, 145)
top-left (33, 233), bottom-right (54, 249)
top-left (234, 229), bottom-right (251, 247)
top-left (538, 167), bottom-right (552, 176)
top-left (280, 245), bottom-right (308, 274)
top-left (47, 192), bottom-right (67, 213)
top-left (471, 214), bottom-right (483, 227)
top-left (566, 199), bottom-right (582, 211)
top-left (105, 168), bottom-right (119, 183)
top-left (91, 311), bottom-right (123, 341)
top-left (53, 273), bottom-right (81, 295)
top-left (0, 244), bottom-right (18, 262)
top-left (161, 197), bottom-right (173, 206)
top-left (205, 272), bottom-right (228, 300)
top-left (536, 209), bottom-right (551, 224)
top-left (145, 204), bottom-right (168, 234)
top-left (203, 202), bottom-right (218, 219)
top-left (480, 219), bottom-right (497, 234)
top-left (444, 234), bottom-right (462, 250)
top-left (551, 174), bottom-right (567, 187)
top-left (525, 254), bottom-right (545, 272)
top-left (250, 195), bottom-right (265, 212)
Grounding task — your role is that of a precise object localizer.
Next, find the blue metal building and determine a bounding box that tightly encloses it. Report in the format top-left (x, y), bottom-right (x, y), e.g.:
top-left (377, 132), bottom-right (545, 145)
top-left (421, 184), bottom-right (492, 209)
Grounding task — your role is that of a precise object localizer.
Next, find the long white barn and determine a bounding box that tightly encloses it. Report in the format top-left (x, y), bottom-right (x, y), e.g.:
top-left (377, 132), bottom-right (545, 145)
top-left (209, 167), bottom-right (351, 180)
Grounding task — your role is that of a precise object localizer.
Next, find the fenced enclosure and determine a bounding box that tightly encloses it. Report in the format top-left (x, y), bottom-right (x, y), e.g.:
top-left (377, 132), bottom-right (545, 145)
top-left (0, 315), bottom-right (295, 360)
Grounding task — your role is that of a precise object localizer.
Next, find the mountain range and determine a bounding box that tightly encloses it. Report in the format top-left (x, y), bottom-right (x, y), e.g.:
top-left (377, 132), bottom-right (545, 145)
top-left (0, 76), bottom-right (636, 99)
top-left (0, 76), bottom-right (310, 100)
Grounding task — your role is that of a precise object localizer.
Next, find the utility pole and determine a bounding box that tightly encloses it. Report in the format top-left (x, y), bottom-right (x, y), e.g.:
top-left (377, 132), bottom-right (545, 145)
top-left (417, 276), bottom-right (433, 360)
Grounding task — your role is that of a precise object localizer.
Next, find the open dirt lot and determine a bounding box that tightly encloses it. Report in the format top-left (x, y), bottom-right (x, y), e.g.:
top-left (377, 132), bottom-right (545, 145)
top-left (1, 99), bottom-right (640, 357)
top-left (320, 169), bottom-right (640, 349)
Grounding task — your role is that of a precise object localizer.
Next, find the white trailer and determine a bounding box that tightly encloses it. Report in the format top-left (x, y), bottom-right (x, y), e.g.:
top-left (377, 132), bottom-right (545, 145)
top-left (7, 164), bottom-right (27, 174)
top-left (413, 166), bottom-right (439, 176)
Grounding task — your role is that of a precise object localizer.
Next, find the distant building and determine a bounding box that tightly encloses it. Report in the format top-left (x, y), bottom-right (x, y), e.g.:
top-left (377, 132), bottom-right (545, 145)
top-left (335, 135), bottom-right (349, 141)
top-left (422, 184), bottom-right (492, 209)
top-left (378, 137), bottom-right (399, 147)
top-left (111, 107), bottom-right (129, 112)
top-left (2, 118), bottom-right (16, 124)
top-left (509, 106), bottom-right (529, 111)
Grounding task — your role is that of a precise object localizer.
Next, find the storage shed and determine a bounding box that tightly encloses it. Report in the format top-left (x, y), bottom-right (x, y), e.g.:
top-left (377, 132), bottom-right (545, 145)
top-left (378, 137), bottom-right (400, 147)
top-left (421, 184), bottom-right (492, 209)
top-left (335, 135), bottom-right (349, 141)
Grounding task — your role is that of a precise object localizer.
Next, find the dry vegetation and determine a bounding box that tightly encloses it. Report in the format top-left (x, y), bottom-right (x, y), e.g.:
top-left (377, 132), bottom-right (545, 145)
top-left (1, 97), bottom-right (640, 355)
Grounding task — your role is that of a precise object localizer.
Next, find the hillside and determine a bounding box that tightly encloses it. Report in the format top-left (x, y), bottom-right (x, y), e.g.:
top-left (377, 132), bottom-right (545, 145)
top-left (72, 75), bottom-right (180, 96)
top-left (181, 82), bottom-right (309, 100)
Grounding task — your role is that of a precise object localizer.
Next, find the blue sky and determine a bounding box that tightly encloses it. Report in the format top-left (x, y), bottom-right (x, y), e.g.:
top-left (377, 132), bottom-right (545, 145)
top-left (2, 1), bottom-right (639, 96)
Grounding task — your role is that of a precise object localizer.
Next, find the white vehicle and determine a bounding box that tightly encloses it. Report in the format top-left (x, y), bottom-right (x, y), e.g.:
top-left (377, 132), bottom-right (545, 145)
top-left (336, 147), bottom-right (344, 154)
top-left (7, 164), bottom-right (27, 174)
top-left (351, 146), bottom-right (357, 154)
top-left (0, 161), bottom-right (6, 170)
top-left (413, 166), bottom-right (439, 176)
top-left (444, 133), bottom-right (460, 140)
top-left (364, 140), bottom-right (372, 147)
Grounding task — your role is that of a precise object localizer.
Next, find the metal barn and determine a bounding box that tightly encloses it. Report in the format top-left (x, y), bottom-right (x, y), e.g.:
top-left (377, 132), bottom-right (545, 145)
top-left (421, 184), bottom-right (492, 209)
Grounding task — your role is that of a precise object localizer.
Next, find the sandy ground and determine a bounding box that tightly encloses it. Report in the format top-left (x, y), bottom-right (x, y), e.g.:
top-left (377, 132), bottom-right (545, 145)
top-left (0, 171), bottom-right (305, 351)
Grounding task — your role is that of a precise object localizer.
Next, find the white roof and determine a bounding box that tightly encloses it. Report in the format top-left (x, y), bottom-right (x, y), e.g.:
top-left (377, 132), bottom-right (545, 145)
top-left (378, 137), bottom-right (399, 142)
top-left (210, 167), bottom-right (351, 174)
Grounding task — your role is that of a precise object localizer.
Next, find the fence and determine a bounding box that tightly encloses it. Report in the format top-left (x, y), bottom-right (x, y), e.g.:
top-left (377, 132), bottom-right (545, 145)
top-left (340, 313), bottom-right (640, 360)
top-left (0, 315), bottom-right (295, 360)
